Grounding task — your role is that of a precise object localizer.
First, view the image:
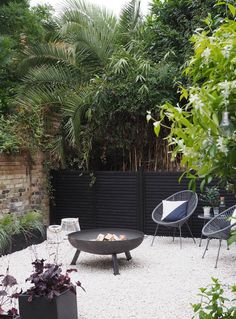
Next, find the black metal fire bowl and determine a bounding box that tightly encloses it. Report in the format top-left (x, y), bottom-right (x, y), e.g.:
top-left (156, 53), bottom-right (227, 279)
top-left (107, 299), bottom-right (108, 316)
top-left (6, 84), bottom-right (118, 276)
top-left (68, 228), bottom-right (144, 275)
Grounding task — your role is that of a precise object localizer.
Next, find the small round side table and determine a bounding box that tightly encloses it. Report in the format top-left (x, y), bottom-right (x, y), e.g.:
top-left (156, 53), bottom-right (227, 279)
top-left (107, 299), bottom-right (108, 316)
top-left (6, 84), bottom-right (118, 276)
top-left (198, 214), bottom-right (213, 247)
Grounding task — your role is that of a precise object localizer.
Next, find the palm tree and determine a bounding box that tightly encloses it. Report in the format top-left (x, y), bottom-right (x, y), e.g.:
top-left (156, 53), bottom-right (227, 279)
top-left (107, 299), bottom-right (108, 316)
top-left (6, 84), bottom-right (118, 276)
top-left (17, 0), bottom-right (148, 166)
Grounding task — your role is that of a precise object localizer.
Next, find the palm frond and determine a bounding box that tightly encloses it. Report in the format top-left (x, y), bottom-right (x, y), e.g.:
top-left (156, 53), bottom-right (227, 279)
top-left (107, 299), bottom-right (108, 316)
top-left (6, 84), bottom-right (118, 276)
top-left (63, 91), bottom-right (91, 146)
top-left (61, 0), bottom-right (117, 30)
top-left (59, 0), bottom-right (118, 66)
top-left (118, 0), bottom-right (142, 40)
top-left (16, 86), bottom-right (64, 110)
top-left (50, 135), bottom-right (66, 166)
top-left (23, 65), bottom-right (80, 88)
top-left (19, 42), bottom-right (76, 73)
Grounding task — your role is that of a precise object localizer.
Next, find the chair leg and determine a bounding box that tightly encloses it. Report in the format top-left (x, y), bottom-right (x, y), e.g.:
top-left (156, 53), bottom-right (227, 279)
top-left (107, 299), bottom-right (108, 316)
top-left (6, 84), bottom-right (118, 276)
top-left (179, 226), bottom-right (182, 249)
top-left (173, 228), bottom-right (176, 242)
top-left (186, 222), bottom-right (196, 244)
top-left (202, 238), bottom-right (210, 259)
top-left (151, 224), bottom-right (159, 246)
top-left (199, 220), bottom-right (206, 247)
top-left (215, 239), bottom-right (222, 269)
top-left (227, 241), bottom-right (230, 250)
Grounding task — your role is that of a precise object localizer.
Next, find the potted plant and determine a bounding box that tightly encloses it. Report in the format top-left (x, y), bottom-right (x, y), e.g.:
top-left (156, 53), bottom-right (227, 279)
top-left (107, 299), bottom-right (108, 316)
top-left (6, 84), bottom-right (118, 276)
top-left (200, 186), bottom-right (220, 217)
top-left (0, 267), bottom-right (20, 319)
top-left (18, 259), bottom-right (84, 319)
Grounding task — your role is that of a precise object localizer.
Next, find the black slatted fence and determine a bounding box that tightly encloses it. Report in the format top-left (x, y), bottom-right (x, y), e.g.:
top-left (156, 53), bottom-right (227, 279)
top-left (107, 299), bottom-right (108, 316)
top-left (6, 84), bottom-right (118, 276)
top-left (50, 170), bottom-right (236, 237)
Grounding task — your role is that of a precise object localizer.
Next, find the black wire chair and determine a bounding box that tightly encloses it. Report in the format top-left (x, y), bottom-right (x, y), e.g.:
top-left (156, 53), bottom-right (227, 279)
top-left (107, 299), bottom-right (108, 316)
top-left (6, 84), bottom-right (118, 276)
top-left (202, 204), bottom-right (236, 268)
top-left (151, 190), bottom-right (198, 248)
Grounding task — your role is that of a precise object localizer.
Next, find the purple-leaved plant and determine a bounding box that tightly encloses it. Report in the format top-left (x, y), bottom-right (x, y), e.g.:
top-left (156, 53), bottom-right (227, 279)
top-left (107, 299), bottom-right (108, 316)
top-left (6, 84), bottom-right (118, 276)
top-left (0, 267), bottom-right (20, 317)
top-left (25, 259), bottom-right (85, 302)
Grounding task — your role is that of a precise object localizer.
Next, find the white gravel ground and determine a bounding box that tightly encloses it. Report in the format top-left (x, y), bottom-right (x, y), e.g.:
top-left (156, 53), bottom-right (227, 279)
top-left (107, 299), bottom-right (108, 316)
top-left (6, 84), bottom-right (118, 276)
top-left (0, 236), bottom-right (235, 319)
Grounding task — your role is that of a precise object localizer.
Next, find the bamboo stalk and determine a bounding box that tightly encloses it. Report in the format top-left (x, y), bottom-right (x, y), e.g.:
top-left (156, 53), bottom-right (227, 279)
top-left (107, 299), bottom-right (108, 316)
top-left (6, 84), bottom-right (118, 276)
top-left (154, 140), bottom-right (158, 171)
top-left (134, 147), bottom-right (137, 172)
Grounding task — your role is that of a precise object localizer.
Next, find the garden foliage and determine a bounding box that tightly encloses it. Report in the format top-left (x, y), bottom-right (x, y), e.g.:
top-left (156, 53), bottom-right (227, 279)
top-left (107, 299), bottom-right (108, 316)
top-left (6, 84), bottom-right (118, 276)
top-left (192, 278), bottom-right (236, 319)
top-left (0, 210), bottom-right (44, 253)
top-left (0, 267), bottom-right (19, 316)
top-left (1, 0), bottom-right (234, 174)
top-left (13, 0), bottom-right (229, 172)
top-left (0, 0), bottom-right (53, 153)
top-left (25, 259), bottom-right (84, 301)
top-left (152, 2), bottom-right (236, 194)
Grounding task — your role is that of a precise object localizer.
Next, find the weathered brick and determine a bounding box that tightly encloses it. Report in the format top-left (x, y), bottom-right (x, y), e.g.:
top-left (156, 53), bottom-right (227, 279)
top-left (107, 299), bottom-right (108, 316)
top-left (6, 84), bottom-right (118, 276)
top-left (1, 209), bottom-right (10, 214)
top-left (11, 198), bottom-right (18, 203)
top-left (2, 189), bottom-right (10, 194)
top-left (0, 152), bottom-right (49, 219)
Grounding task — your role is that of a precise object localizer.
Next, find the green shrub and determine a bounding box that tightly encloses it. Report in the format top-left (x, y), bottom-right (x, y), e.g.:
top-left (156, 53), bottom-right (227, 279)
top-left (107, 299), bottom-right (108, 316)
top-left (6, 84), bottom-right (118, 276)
top-left (0, 210), bottom-right (45, 254)
top-left (0, 213), bottom-right (21, 251)
top-left (192, 278), bottom-right (236, 319)
top-left (20, 210), bottom-right (45, 237)
top-left (0, 227), bottom-right (10, 252)
top-left (150, 3), bottom-right (236, 194)
top-left (0, 116), bottom-right (21, 154)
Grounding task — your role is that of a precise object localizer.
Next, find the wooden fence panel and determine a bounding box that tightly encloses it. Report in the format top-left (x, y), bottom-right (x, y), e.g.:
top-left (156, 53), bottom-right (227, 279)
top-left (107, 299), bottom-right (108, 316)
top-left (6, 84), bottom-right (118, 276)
top-left (50, 170), bottom-right (236, 237)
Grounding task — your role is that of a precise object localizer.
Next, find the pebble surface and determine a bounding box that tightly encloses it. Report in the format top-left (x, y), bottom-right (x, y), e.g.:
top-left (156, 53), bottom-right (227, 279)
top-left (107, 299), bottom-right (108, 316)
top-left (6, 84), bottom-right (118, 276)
top-left (0, 236), bottom-right (235, 319)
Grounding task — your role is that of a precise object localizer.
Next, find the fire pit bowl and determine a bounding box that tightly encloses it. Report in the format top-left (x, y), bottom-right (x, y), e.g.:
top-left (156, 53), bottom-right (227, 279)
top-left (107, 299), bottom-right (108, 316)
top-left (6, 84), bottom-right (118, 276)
top-left (68, 228), bottom-right (144, 275)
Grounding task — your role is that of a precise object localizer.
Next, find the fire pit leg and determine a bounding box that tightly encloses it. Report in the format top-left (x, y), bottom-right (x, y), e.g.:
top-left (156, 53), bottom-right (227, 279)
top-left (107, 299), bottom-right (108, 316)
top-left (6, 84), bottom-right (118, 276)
top-left (71, 249), bottom-right (81, 265)
top-left (125, 251), bottom-right (132, 261)
top-left (112, 254), bottom-right (120, 275)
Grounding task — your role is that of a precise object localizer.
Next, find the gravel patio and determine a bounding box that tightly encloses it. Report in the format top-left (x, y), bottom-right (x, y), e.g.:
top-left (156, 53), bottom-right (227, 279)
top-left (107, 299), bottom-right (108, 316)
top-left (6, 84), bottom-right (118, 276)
top-left (1, 236), bottom-right (235, 319)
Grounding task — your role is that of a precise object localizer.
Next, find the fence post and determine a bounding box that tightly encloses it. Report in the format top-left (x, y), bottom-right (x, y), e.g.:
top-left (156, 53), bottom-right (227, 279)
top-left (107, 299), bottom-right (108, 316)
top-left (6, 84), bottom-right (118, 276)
top-left (137, 166), bottom-right (145, 232)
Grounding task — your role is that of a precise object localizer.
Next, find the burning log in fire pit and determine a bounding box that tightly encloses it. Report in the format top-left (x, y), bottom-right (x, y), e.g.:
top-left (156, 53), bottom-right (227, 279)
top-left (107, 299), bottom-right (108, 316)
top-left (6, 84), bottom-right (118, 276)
top-left (96, 233), bottom-right (126, 241)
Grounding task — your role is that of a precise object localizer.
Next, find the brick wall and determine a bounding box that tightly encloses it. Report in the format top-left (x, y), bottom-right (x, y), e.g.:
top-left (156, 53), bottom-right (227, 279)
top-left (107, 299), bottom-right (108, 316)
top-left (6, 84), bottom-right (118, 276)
top-left (0, 152), bottom-right (49, 222)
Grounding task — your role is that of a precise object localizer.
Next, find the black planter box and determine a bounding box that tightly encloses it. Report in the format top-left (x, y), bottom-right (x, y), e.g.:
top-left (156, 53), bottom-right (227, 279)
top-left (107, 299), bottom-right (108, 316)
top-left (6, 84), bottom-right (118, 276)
top-left (10, 228), bottom-right (46, 254)
top-left (1, 228), bottom-right (46, 256)
top-left (19, 290), bottom-right (78, 319)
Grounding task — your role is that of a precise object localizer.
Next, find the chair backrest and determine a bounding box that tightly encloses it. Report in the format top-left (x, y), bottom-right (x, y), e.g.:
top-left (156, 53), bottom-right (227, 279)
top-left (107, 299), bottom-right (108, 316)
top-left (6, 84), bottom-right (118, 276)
top-left (202, 204), bottom-right (236, 238)
top-left (216, 204), bottom-right (236, 220)
top-left (152, 190), bottom-right (198, 223)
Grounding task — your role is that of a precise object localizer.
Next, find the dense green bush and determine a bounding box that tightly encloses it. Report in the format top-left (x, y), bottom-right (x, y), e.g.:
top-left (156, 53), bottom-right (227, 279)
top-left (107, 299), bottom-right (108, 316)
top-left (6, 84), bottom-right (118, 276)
top-left (0, 0), bottom-right (52, 114)
top-left (145, 0), bottom-right (228, 65)
top-left (0, 0), bottom-right (53, 154)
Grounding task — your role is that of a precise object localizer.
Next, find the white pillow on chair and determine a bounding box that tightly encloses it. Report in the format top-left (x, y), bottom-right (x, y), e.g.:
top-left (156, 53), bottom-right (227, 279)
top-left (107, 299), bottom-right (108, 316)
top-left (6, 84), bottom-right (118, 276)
top-left (161, 200), bottom-right (188, 222)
